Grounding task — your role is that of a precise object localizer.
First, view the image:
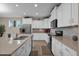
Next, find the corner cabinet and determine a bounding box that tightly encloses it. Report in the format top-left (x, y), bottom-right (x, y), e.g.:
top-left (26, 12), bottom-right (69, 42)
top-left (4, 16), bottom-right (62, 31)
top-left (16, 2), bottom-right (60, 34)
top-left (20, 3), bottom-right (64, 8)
top-left (57, 3), bottom-right (78, 27)
top-left (52, 37), bottom-right (77, 56)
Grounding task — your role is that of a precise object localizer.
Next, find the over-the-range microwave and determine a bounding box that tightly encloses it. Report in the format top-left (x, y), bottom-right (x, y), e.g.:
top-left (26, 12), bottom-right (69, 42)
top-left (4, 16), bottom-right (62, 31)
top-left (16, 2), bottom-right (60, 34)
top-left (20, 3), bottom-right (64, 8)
top-left (51, 19), bottom-right (57, 28)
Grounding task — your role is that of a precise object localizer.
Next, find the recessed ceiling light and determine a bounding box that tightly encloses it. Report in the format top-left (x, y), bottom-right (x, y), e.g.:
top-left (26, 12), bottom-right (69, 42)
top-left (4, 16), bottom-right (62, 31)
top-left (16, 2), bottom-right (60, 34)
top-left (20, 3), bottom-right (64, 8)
top-left (16, 4), bottom-right (19, 7)
top-left (36, 12), bottom-right (38, 15)
top-left (34, 4), bottom-right (38, 7)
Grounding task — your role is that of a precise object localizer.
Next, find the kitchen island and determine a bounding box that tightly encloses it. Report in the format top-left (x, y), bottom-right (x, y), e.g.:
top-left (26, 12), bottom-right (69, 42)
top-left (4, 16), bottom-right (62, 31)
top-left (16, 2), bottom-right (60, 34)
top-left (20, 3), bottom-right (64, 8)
top-left (0, 34), bottom-right (32, 56)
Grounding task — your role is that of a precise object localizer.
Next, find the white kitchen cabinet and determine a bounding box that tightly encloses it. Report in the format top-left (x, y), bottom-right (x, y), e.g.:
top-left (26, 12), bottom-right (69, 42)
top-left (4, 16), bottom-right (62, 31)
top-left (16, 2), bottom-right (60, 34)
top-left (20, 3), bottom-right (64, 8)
top-left (57, 4), bottom-right (63, 27)
top-left (50, 7), bottom-right (57, 22)
top-left (71, 3), bottom-right (78, 26)
top-left (57, 3), bottom-right (72, 27)
top-left (52, 37), bottom-right (62, 56)
top-left (52, 37), bottom-right (56, 55)
top-left (12, 38), bottom-right (31, 56)
top-left (22, 18), bottom-right (32, 24)
top-left (55, 39), bottom-right (62, 56)
top-left (32, 20), bottom-right (50, 29)
top-left (49, 12), bottom-right (54, 22)
top-left (52, 37), bottom-right (77, 56)
top-left (62, 3), bottom-right (72, 27)
top-left (62, 44), bottom-right (77, 56)
top-left (43, 19), bottom-right (51, 28)
top-left (52, 38), bottom-right (64, 56)
top-left (57, 3), bottom-right (78, 27)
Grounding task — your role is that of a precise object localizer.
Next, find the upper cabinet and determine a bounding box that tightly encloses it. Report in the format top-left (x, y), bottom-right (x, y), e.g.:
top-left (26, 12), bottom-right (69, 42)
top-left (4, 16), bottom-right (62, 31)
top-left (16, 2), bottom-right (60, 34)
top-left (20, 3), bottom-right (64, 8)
top-left (56, 3), bottom-right (78, 27)
top-left (57, 4), bottom-right (63, 27)
top-left (71, 3), bottom-right (78, 26)
top-left (49, 7), bottom-right (57, 22)
top-left (22, 18), bottom-right (32, 24)
top-left (62, 4), bottom-right (72, 27)
top-left (32, 19), bottom-right (51, 29)
top-left (57, 3), bottom-right (72, 27)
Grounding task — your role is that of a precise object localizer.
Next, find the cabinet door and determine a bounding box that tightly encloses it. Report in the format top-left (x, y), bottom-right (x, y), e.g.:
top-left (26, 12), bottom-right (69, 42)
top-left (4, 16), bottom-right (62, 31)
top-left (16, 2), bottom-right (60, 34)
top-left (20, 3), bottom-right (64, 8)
top-left (22, 18), bottom-right (32, 24)
top-left (52, 37), bottom-right (62, 56)
top-left (62, 3), bottom-right (72, 27)
top-left (57, 3), bottom-right (72, 27)
top-left (52, 7), bottom-right (57, 20)
top-left (57, 4), bottom-right (63, 27)
top-left (50, 7), bottom-right (57, 22)
top-left (62, 44), bottom-right (77, 56)
top-left (55, 39), bottom-right (62, 56)
top-left (50, 12), bottom-right (54, 22)
top-left (71, 3), bottom-right (78, 25)
top-left (52, 37), bottom-right (56, 55)
top-left (52, 37), bottom-right (77, 56)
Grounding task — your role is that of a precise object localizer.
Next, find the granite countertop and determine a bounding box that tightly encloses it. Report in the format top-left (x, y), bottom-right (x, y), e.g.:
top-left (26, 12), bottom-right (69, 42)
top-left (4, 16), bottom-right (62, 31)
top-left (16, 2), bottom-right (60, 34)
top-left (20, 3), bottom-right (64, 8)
top-left (52, 35), bottom-right (77, 52)
top-left (0, 34), bottom-right (32, 56)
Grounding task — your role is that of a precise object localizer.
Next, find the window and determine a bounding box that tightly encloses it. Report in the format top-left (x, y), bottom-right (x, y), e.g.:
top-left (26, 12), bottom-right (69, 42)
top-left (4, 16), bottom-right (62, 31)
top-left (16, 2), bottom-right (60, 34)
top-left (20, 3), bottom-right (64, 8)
top-left (9, 20), bottom-right (14, 28)
top-left (9, 19), bottom-right (22, 28)
top-left (16, 20), bottom-right (22, 28)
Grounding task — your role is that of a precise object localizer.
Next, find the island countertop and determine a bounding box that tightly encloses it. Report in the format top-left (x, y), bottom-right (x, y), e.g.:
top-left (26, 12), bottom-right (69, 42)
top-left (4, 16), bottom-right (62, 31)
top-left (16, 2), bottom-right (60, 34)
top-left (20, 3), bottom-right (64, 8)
top-left (0, 34), bottom-right (32, 56)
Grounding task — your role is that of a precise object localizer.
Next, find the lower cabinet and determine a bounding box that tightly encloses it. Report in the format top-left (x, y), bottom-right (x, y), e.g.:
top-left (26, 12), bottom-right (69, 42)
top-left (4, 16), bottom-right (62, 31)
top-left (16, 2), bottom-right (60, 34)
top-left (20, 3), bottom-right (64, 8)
top-left (52, 37), bottom-right (77, 56)
top-left (52, 37), bottom-right (56, 55)
top-left (62, 44), bottom-right (77, 56)
top-left (12, 38), bottom-right (31, 56)
top-left (55, 39), bottom-right (62, 56)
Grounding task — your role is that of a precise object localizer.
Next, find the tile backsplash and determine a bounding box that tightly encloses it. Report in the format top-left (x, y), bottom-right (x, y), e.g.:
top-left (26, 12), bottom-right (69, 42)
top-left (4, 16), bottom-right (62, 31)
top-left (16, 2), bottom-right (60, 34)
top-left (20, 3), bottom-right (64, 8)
top-left (51, 26), bottom-right (78, 37)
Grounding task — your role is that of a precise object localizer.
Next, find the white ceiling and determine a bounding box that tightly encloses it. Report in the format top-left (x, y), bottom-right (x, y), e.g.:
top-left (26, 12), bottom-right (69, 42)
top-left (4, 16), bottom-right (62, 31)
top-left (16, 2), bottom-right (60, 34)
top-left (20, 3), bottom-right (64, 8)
top-left (0, 3), bottom-right (58, 19)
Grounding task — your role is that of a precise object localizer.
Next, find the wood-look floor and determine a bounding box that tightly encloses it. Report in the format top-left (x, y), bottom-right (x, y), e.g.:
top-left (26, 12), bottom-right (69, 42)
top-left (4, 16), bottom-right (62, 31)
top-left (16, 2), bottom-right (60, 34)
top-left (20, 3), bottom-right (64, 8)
top-left (30, 40), bottom-right (53, 56)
